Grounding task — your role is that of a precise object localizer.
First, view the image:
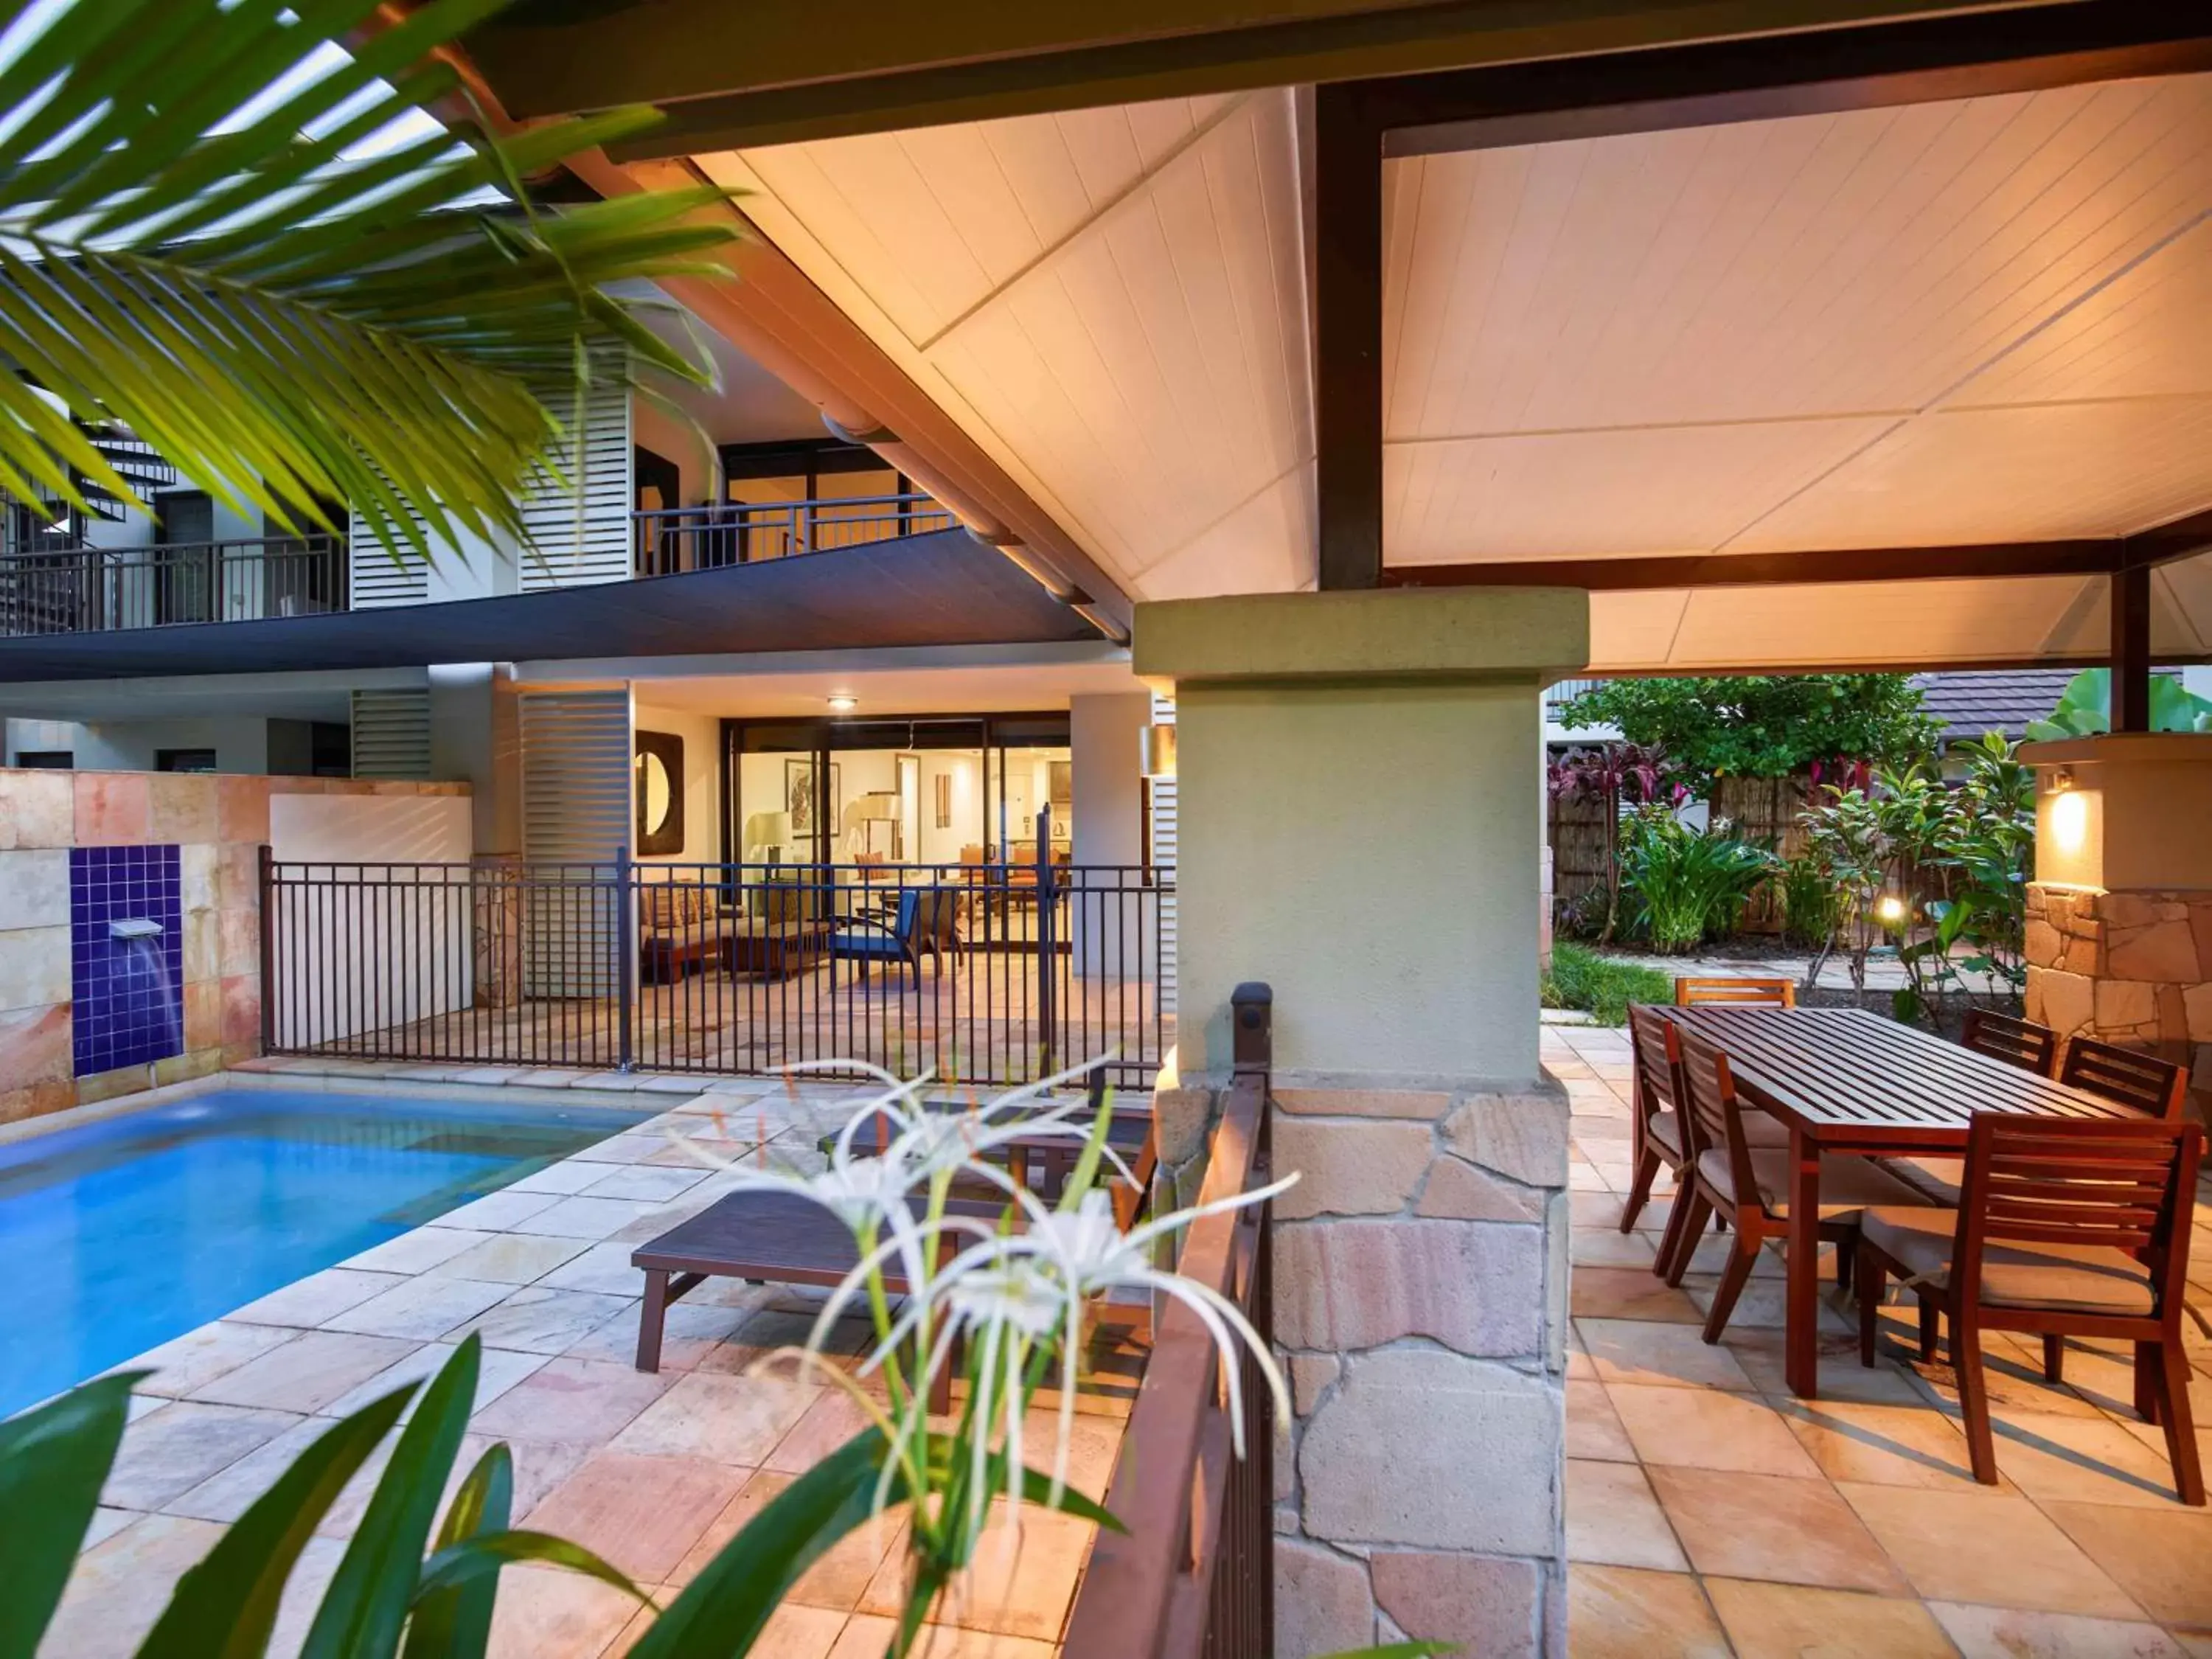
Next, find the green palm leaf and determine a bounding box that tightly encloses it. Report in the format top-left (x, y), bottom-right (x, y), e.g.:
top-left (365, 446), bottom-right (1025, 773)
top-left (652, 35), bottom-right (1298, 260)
top-left (0, 0), bottom-right (740, 560)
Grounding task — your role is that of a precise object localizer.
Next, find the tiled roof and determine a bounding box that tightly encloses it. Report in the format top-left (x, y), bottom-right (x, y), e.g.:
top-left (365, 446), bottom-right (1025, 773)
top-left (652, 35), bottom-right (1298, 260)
top-left (1909, 669), bottom-right (2079, 739)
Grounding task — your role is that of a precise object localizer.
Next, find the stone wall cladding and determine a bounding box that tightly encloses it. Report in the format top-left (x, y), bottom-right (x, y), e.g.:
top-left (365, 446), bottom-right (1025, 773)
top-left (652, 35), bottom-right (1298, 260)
top-left (1265, 1071), bottom-right (1569, 1658)
top-left (0, 770), bottom-right (469, 1124)
top-left (2024, 883), bottom-right (2212, 1113)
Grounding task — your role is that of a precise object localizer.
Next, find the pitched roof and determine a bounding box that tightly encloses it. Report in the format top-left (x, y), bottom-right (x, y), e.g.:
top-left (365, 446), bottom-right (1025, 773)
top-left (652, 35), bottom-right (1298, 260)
top-left (1908, 669), bottom-right (2079, 740)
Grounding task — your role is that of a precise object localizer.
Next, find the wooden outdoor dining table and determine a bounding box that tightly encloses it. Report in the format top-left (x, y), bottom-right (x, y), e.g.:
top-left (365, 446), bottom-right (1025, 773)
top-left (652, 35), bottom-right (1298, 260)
top-left (1659, 1005), bottom-right (2135, 1398)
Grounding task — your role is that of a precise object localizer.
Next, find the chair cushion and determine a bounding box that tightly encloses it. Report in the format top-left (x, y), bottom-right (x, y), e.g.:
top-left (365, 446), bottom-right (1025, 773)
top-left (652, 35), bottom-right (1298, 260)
top-left (1694, 1147), bottom-right (1933, 1220)
top-left (641, 883), bottom-right (717, 928)
top-left (1879, 1156), bottom-right (1964, 1206)
top-left (1740, 1110), bottom-right (1789, 1148)
top-left (1860, 1206), bottom-right (2155, 1317)
top-left (1648, 1110), bottom-right (1684, 1160)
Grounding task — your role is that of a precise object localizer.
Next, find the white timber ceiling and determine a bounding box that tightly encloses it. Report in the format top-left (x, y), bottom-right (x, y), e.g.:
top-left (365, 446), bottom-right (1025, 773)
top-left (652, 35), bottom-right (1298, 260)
top-left (700, 71), bottom-right (2212, 671)
top-left (693, 88), bottom-right (1315, 604)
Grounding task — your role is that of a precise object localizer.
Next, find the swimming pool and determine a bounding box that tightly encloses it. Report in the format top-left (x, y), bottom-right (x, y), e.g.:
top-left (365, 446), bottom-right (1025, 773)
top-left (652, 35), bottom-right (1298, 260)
top-left (0, 1089), bottom-right (652, 1417)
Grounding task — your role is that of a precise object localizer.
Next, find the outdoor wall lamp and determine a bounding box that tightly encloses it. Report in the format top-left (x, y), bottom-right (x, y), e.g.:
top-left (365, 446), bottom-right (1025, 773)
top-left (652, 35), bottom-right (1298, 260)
top-left (827, 695), bottom-right (858, 713)
top-left (2051, 766), bottom-right (2076, 792)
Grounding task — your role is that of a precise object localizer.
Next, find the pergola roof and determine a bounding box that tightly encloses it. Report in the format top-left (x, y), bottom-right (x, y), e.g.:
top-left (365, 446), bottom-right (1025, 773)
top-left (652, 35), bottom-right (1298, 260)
top-left (461, 1), bottom-right (2212, 675)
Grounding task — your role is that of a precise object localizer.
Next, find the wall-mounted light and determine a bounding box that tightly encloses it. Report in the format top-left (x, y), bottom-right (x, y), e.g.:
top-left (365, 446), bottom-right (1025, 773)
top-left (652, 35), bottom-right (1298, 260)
top-left (2050, 766), bottom-right (2075, 793)
top-left (1140, 723), bottom-right (1178, 779)
top-left (827, 695), bottom-right (858, 713)
top-left (2051, 786), bottom-right (2090, 853)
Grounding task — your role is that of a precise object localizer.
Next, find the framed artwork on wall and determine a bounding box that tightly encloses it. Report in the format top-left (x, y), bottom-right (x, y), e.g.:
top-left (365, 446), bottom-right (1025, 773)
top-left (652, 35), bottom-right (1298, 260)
top-left (785, 758), bottom-right (839, 840)
top-left (635, 730), bottom-right (686, 855)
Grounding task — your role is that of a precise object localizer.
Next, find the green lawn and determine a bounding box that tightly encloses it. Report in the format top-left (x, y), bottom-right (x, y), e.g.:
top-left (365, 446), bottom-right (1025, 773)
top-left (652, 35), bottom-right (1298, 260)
top-left (1542, 942), bottom-right (1674, 1027)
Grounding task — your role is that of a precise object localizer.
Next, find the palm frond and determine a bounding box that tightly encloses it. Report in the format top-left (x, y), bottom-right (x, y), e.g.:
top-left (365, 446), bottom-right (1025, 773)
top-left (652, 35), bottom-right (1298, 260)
top-left (0, 0), bottom-right (742, 554)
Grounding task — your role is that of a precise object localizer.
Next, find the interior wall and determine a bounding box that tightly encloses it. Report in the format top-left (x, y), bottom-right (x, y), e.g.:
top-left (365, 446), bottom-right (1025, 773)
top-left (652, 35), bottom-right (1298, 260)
top-left (58, 717), bottom-right (275, 776)
top-left (632, 703), bottom-right (723, 864)
top-left (633, 397), bottom-right (719, 509)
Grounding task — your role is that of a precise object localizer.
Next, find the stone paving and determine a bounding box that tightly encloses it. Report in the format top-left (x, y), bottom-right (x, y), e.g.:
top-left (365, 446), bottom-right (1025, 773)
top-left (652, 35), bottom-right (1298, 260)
top-left (44, 1074), bottom-right (1134, 1659)
top-left (1551, 1023), bottom-right (2212, 1659)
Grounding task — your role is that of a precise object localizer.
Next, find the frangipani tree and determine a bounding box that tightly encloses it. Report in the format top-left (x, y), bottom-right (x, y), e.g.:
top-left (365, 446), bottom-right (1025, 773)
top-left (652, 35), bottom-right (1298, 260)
top-left (0, 0), bottom-right (740, 563)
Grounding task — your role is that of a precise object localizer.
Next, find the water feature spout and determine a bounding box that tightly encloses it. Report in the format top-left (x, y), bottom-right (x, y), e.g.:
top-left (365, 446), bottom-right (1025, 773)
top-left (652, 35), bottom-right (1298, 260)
top-left (111, 919), bottom-right (183, 1055)
top-left (109, 918), bottom-right (164, 940)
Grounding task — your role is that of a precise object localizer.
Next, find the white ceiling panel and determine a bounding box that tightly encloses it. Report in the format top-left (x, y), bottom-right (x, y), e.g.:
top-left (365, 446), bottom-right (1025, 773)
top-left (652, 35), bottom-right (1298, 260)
top-left (1387, 417), bottom-right (1888, 563)
top-left (1733, 396), bottom-right (2212, 552)
top-left (712, 90), bottom-right (1307, 602)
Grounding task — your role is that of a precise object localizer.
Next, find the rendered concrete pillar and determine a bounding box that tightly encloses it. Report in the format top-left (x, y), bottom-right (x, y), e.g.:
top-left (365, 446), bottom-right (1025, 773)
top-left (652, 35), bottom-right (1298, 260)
top-left (1135, 587), bottom-right (1588, 1658)
top-left (428, 663), bottom-right (522, 858)
top-left (2022, 733), bottom-right (2212, 1117)
top-left (1069, 692), bottom-right (1150, 980)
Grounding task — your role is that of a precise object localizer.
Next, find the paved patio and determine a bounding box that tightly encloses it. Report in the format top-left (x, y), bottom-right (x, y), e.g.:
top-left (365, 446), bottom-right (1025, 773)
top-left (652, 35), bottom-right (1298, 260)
top-left (1549, 1023), bottom-right (2212, 1658)
top-left (44, 1077), bottom-right (1135, 1659)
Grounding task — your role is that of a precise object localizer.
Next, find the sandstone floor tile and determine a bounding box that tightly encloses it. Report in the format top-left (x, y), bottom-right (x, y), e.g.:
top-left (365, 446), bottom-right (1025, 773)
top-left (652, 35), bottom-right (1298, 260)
top-left (469, 1354), bottom-right (671, 1444)
top-left (673, 1467), bottom-right (905, 1605)
top-left (452, 1287), bottom-right (636, 1355)
top-left (102, 1401), bottom-right (302, 1511)
top-left (1569, 1229), bottom-right (1660, 1270)
top-left (2039, 1500), bottom-right (2212, 1627)
top-left (579, 1164), bottom-right (709, 1203)
top-left (1930, 1600), bottom-right (2191, 1658)
top-left (485, 1562), bottom-right (648, 1659)
top-left (431, 1189), bottom-right (561, 1231)
top-left (85, 1507), bottom-right (141, 1548)
top-left (563, 1297), bottom-right (756, 1371)
top-left (1576, 1319), bottom-right (1756, 1391)
top-left (563, 1133), bottom-right (670, 1164)
top-left (611, 1368), bottom-right (820, 1466)
top-left (522, 1450), bottom-right (748, 1583)
top-left (1704, 1576), bottom-right (1955, 1658)
top-left (1565, 1563), bottom-right (1728, 1659)
top-left (166, 1415), bottom-right (372, 1525)
top-left (1607, 1383), bottom-right (1821, 1478)
top-left (1725, 1326), bottom-right (1928, 1405)
top-left (1777, 1399), bottom-right (1985, 1489)
top-left (1571, 1268), bottom-right (1702, 1324)
top-left (827, 1615), bottom-right (1057, 1659)
top-left (1566, 1380), bottom-right (1636, 1463)
top-left (187, 1330), bottom-right (419, 1413)
top-left (426, 1232), bottom-right (592, 1285)
top-left (119, 1320), bottom-right (296, 1398)
top-left (320, 1276), bottom-right (513, 1341)
top-left (505, 1160), bottom-right (611, 1196)
top-left (763, 1387), bottom-right (881, 1475)
top-left (341, 1225), bottom-right (493, 1275)
top-left (1683, 1276), bottom-right (1854, 1334)
top-left (1840, 1483), bottom-right (2142, 1618)
top-left (41, 1514), bottom-right (227, 1658)
top-left (1649, 1466), bottom-right (1908, 1593)
top-left (535, 1239), bottom-right (653, 1296)
top-left (1565, 1458), bottom-right (1686, 1571)
top-left (511, 1194), bottom-right (665, 1240)
top-left (265, 1534), bottom-right (346, 1659)
top-left (860, 1498), bottom-right (1093, 1643)
top-left (227, 1267), bottom-right (406, 1328)
top-left (313, 1340), bottom-right (548, 1422)
top-left (1907, 1335), bottom-right (2104, 1419)
top-left (1990, 1411), bottom-right (2204, 1509)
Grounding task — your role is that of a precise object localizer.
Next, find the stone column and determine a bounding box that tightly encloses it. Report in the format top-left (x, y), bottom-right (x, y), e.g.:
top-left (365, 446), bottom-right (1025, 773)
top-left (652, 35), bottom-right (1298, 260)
top-left (1134, 588), bottom-right (1589, 1659)
top-left (2021, 733), bottom-right (2212, 1116)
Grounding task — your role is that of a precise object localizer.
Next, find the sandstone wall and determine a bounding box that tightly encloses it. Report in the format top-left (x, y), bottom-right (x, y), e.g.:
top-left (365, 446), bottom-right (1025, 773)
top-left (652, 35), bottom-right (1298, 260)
top-left (2023, 883), bottom-right (2212, 1115)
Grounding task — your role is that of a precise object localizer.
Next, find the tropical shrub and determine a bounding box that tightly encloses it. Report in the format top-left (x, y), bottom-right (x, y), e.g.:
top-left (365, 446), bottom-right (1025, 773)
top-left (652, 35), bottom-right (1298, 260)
top-left (1775, 853), bottom-right (1840, 949)
top-left (2024, 668), bottom-right (2212, 739)
top-left (1555, 675), bottom-right (1936, 787)
top-left (1617, 807), bottom-right (1775, 953)
top-left (3, 1066), bottom-right (1433, 1659)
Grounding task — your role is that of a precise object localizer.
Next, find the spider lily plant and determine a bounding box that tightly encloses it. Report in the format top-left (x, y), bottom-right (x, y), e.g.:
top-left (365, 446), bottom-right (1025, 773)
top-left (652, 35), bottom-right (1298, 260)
top-left (7, 1059), bottom-right (1441, 1659)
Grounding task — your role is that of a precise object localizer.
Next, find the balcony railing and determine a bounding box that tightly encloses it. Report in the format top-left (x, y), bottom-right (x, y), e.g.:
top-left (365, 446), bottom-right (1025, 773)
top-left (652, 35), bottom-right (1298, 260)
top-left (633, 492), bottom-right (959, 577)
top-left (0, 535), bottom-right (347, 637)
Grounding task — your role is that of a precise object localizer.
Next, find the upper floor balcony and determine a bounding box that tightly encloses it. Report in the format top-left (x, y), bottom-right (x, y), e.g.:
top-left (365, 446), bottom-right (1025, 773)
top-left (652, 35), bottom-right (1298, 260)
top-left (631, 490), bottom-right (956, 577)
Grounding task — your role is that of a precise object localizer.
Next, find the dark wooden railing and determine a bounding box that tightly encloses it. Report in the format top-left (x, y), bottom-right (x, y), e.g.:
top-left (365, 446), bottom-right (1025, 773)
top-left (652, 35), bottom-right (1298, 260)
top-left (1063, 981), bottom-right (1275, 1659)
top-left (633, 492), bottom-right (957, 576)
top-left (0, 535), bottom-right (347, 636)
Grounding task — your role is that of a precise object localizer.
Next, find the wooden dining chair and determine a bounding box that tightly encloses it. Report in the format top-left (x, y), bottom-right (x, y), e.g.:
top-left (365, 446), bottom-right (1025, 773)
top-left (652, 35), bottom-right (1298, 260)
top-left (1855, 1114), bottom-right (2204, 1503)
top-left (1622, 1006), bottom-right (1693, 1249)
top-left (1664, 1031), bottom-right (1927, 1339)
top-left (1674, 976), bottom-right (1796, 1007)
top-left (1960, 1009), bottom-right (2059, 1076)
top-left (2058, 1036), bottom-right (2189, 1119)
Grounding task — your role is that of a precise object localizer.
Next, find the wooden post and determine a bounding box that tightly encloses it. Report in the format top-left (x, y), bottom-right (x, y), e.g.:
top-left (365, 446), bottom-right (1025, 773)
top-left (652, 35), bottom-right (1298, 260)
top-left (1314, 85), bottom-right (1383, 591)
top-left (2112, 564), bottom-right (2152, 733)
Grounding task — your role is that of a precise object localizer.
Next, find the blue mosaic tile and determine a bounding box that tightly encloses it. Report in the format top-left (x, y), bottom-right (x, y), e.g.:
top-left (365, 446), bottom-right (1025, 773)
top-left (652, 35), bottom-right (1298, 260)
top-left (69, 844), bottom-right (185, 1078)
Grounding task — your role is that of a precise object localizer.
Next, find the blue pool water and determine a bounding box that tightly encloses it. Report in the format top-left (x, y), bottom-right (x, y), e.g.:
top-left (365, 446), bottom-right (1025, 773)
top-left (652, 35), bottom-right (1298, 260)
top-left (0, 1090), bottom-right (650, 1417)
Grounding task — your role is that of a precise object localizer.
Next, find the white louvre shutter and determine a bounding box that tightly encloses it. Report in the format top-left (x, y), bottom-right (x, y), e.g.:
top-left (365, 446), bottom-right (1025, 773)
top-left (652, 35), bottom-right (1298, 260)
top-left (519, 688), bottom-right (633, 998)
top-left (1150, 693), bottom-right (1176, 1012)
top-left (518, 366), bottom-right (633, 591)
top-left (349, 688), bottom-right (432, 779)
